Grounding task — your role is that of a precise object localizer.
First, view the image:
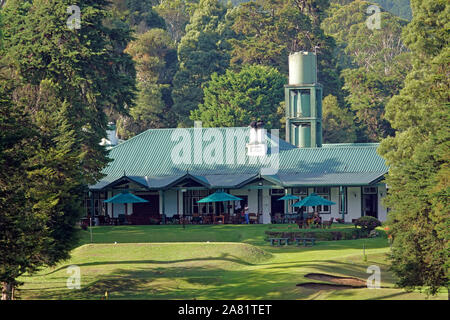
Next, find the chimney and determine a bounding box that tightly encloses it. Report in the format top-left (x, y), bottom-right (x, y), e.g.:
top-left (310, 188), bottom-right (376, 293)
top-left (247, 120), bottom-right (267, 156)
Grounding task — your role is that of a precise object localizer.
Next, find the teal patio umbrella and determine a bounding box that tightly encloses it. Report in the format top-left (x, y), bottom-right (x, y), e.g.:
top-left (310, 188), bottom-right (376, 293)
top-left (278, 194), bottom-right (299, 215)
top-left (292, 193), bottom-right (336, 225)
top-left (197, 191), bottom-right (243, 220)
top-left (197, 191), bottom-right (242, 203)
top-left (104, 191), bottom-right (149, 223)
top-left (292, 193), bottom-right (336, 208)
top-left (104, 191), bottom-right (149, 204)
top-left (277, 194), bottom-right (299, 201)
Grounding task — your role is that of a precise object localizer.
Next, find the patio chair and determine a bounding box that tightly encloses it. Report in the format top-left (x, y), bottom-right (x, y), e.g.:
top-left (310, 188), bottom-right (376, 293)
top-left (203, 215), bottom-right (212, 224)
top-left (274, 213), bottom-right (284, 224)
top-left (224, 214), bottom-right (232, 224)
top-left (249, 213), bottom-right (258, 224)
top-left (322, 217), bottom-right (334, 229)
top-left (118, 214), bottom-right (126, 225)
top-left (192, 213), bottom-right (202, 224)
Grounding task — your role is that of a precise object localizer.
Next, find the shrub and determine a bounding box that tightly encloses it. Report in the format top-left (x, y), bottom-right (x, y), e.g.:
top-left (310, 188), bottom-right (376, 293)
top-left (149, 217), bottom-right (161, 225)
top-left (265, 227), bottom-right (368, 242)
top-left (354, 216), bottom-right (382, 232)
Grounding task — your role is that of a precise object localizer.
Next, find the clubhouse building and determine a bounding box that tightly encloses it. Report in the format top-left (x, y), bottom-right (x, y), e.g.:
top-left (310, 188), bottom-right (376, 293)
top-left (87, 52), bottom-right (389, 224)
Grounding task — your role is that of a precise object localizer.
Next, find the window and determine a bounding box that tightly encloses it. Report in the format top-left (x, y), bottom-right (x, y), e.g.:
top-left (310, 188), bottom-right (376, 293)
top-left (314, 187), bottom-right (331, 214)
top-left (84, 192), bottom-right (105, 216)
top-left (270, 189), bottom-right (285, 195)
top-left (315, 187), bottom-right (330, 194)
top-left (292, 187), bottom-right (308, 195)
top-left (363, 187), bottom-right (377, 194)
top-left (291, 188), bottom-right (308, 213)
top-left (183, 190), bottom-right (213, 215)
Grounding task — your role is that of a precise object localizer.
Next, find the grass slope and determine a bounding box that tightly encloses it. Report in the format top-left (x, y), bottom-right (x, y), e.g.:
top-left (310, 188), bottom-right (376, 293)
top-left (18, 225), bottom-right (447, 300)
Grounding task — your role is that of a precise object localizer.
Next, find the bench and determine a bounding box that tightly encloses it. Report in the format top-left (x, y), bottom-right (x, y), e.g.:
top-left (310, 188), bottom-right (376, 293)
top-left (294, 238), bottom-right (316, 246)
top-left (268, 238), bottom-right (290, 246)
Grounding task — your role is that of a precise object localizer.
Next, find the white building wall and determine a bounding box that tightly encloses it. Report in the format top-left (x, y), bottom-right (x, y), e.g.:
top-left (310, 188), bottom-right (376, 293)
top-left (113, 204), bottom-right (125, 217)
top-left (163, 189), bottom-right (178, 217)
top-left (178, 190), bottom-right (183, 215)
top-left (230, 187), bottom-right (270, 224)
top-left (330, 187), bottom-right (339, 218)
top-left (347, 187), bottom-right (362, 222)
top-left (106, 190), bottom-right (126, 217)
top-left (262, 188), bottom-right (271, 224)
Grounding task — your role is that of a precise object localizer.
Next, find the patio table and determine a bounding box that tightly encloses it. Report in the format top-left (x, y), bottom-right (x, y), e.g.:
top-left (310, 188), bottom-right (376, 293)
top-left (269, 238), bottom-right (290, 246)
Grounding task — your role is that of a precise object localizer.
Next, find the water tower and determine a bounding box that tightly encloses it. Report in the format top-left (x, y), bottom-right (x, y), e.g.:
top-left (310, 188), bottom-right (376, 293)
top-left (285, 51), bottom-right (323, 148)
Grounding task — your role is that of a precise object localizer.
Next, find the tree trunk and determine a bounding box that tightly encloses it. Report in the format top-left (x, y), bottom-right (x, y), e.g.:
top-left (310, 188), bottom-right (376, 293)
top-left (1, 282), bottom-right (13, 300)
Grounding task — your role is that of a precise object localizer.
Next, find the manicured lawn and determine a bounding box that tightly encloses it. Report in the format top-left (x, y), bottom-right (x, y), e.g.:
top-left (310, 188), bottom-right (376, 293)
top-left (18, 225), bottom-right (446, 300)
top-left (78, 224), bottom-right (274, 246)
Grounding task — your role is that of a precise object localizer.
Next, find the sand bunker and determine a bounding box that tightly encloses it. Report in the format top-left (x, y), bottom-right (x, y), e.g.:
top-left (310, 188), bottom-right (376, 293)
top-left (297, 273), bottom-right (367, 290)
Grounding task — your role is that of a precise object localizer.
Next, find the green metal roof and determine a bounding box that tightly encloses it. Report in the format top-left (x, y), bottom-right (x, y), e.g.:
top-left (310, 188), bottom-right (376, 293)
top-left (90, 127), bottom-right (388, 189)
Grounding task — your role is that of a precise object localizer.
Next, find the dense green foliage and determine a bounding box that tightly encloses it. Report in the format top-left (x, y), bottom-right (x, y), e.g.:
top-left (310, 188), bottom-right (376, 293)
top-left (190, 65), bottom-right (285, 129)
top-left (265, 227), bottom-right (373, 241)
top-left (378, 0), bottom-right (449, 296)
top-left (372, 0), bottom-right (412, 20)
top-left (107, 0), bottom-right (415, 141)
top-left (354, 216), bottom-right (382, 232)
top-left (0, 0), bottom-right (136, 299)
top-left (155, 0), bottom-right (199, 42)
top-left (118, 28), bottom-right (178, 138)
top-left (109, 0), bottom-right (166, 34)
top-left (229, 0), bottom-right (341, 100)
top-left (322, 95), bottom-right (356, 143)
top-left (0, 79), bottom-right (41, 299)
top-left (1, 0), bottom-right (447, 301)
top-left (171, 0), bottom-right (231, 127)
top-left (323, 1), bottom-right (411, 142)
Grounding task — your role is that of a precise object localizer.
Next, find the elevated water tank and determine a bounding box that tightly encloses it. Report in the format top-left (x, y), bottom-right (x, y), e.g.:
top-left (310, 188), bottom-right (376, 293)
top-left (299, 124), bottom-right (311, 148)
top-left (288, 51), bottom-right (317, 85)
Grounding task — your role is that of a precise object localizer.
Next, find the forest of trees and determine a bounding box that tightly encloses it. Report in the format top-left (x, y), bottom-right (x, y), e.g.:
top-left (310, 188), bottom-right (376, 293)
top-left (1, 0), bottom-right (448, 300)
top-left (103, 0), bottom-right (414, 143)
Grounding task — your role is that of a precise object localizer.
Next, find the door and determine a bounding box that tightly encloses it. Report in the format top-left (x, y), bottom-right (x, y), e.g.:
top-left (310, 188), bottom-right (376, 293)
top-left (271, 195), bottom-right (284, 214)
top-left (363, 194), bottom-right (378, 218)
top-left (132, 194), bottom-right (160, 224)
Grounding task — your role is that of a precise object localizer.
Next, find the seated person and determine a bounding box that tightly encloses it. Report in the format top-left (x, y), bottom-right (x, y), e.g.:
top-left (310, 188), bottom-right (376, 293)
top-left (313, 212), bottom-right (322, 225)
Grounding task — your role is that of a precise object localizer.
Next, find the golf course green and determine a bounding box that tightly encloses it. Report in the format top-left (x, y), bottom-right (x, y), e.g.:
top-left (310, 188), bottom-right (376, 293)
top-left (17, 225), bottom-right (447, 300)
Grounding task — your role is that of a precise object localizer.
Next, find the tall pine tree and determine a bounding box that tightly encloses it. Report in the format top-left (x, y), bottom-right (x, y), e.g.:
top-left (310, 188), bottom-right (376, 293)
top-left (378, 0), bottom-right (449, 296)
top-left (0, 0), bottom-right (136, 299)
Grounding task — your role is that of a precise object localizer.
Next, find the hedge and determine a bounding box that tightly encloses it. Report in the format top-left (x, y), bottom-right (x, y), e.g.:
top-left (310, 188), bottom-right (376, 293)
top-left (265, 228), bottom-right (369, 241)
